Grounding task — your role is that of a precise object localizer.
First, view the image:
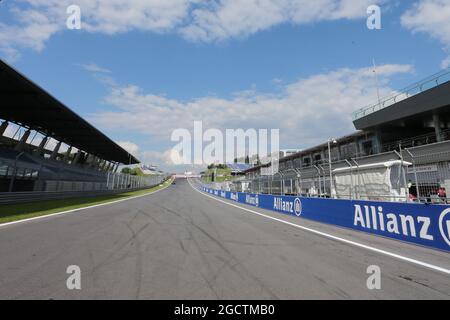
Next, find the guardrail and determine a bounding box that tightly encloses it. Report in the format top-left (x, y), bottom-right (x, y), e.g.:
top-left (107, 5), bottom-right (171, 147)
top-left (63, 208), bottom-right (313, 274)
top-left (200, 185), bottom-right (450, 252)
top-left (0, 179), bottom-right (169, 205)
top-left (352, 68), bottom-right (450, 120)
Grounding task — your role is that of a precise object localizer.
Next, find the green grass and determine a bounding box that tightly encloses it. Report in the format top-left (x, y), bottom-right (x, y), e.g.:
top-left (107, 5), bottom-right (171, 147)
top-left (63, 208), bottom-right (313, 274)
top-left (0, 178), bottom-right (173, 224)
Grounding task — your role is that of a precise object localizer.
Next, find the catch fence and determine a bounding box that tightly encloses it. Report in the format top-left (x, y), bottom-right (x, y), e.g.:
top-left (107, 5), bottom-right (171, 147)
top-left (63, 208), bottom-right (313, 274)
top-left (213, 141), bottom-right (450, 204)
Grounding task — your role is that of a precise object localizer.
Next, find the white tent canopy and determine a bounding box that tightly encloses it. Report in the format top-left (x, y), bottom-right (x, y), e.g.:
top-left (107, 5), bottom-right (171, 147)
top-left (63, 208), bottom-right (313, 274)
top-left (333, 160), bottom-right (412, 202)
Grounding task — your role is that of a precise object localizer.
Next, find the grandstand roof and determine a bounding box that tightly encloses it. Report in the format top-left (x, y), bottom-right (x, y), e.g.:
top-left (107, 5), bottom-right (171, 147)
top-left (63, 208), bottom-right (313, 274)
top-left (0, 60), bottom-right (139, 164)
top-left (353, 70), bottom-right (450, 130)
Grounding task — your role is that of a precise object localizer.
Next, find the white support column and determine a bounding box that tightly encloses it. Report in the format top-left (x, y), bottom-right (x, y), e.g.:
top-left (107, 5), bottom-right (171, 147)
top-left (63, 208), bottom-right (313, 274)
top-left (63, 146), bottom-right (73, 162)
top-left (72, 150), bottom-right (82, 165)
top-left (15, 129), bottom-right (31, 152)
top-left (50, 141), bottom-right (62, 160)
top-left (433, 112), bottom-right (443, 142)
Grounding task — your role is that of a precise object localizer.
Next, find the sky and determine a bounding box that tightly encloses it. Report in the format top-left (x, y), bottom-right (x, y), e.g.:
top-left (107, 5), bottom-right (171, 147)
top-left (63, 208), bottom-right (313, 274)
top-left (1, 0), bottom-right (450, 172)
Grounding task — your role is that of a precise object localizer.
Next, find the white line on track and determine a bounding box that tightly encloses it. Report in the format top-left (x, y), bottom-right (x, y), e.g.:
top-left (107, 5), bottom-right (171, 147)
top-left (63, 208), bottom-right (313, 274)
top-left (0, 180), bottom-right (173, 229)
top-left (188, 179), bottom-right (450, 275)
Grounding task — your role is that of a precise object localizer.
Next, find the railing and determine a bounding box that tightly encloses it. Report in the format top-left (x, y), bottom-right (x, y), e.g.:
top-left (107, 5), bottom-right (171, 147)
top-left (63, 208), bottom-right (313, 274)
top-left (0, 188), bottom-right (139, 205)
top-left (0, 156), bottom-right (167, 193)
top-left (381, 129), bottom-right (450, 152)
top-left (352, 68), bottom-right (450, 120)
top-left (211, 141), bottom-right (450, 204)
top-left (0, 175), bottom-right (169, 204)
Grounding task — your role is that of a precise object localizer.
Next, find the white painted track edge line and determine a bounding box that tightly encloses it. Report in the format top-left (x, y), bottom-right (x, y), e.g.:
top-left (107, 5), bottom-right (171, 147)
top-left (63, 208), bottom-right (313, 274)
top-left (0, 180), bottom-right (173, 229)
top-left (188, 179), bottom-right (450, 275)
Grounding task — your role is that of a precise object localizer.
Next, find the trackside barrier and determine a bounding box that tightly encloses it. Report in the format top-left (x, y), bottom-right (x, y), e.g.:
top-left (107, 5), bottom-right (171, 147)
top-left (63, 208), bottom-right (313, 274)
top-left (200, 186), bottom-right (450, 252)
top-left (0, 177), bottom-right (170, 205)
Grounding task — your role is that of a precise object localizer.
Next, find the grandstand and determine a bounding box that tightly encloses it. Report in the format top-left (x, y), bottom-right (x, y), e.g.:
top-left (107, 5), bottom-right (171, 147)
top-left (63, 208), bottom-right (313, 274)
top-left (240, 69), bottom-right (450, 202)
top-left (0, 60), bottom-right (163, 195)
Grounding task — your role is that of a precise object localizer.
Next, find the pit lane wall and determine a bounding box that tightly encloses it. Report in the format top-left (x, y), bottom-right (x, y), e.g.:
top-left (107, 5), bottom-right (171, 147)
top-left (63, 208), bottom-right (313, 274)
top-left (200, 186), bottom-right (450, 252)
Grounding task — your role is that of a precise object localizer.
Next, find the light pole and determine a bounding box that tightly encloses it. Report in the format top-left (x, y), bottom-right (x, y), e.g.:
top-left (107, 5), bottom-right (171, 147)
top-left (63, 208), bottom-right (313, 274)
top-left (328, 139), bottom-right (337, 198)
top-left (372, 58), bottom-right (382, 107)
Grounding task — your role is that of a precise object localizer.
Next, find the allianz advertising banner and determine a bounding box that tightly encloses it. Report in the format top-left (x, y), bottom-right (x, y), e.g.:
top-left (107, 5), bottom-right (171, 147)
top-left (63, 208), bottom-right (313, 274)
top-left (201, 187), bottom-right (450, 252)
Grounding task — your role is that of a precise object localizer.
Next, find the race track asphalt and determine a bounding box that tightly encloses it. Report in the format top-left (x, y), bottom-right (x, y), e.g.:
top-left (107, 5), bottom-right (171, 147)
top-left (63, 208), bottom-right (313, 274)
top-left (0, 179), bottom-right (449, 299)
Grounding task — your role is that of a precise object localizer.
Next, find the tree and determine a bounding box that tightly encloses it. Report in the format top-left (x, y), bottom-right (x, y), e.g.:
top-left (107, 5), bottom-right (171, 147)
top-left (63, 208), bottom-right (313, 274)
top-left (245, 155), bottom-right (250, 164)
top-left (121, 167), bottom-right (132, 174)
top-left (121, 167), bottom-right (139, 176)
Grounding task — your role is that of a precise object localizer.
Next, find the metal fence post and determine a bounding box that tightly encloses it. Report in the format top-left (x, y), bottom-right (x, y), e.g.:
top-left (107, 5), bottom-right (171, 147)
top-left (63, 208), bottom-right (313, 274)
top-left (344, 160), bottom-right (354, 200)
top-left (318, 164), bottom-right (327, 197)
top-left (351, 159), bottom-right (360, 200)
top-left (396, 145), bottom-right (409, 203)
top-left (313, 165), bottom-right (321, 197)
top-left (294, 168), bottom-right (302, 196)
top-left (405, 149), bottom-right (420, 201)
top-left (269, 175), bottom-right (272, 195)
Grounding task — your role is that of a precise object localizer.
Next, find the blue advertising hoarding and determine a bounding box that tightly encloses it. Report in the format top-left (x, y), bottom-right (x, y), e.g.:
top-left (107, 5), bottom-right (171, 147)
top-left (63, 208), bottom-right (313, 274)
top-left (201, 186), bottom-right (450, 252)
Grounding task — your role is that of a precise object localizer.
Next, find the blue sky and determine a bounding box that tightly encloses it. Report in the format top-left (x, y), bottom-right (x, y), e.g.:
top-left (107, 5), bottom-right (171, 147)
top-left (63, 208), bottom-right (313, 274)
top-left (1, 0), bottom-right (450, 170)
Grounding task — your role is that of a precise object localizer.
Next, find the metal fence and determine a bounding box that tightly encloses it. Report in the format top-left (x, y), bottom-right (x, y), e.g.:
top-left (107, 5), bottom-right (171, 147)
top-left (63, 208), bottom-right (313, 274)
top-left (0, 173), bottom-right (169, 204)
top-left (0, 155), bottom-right (167, 193)
top-left (403, 145), bottom-right (450, 204)
top-left (39, 172), bottom-right (168, 193)
top-left (214, 141), bottom-right (450, 204)
top-left (105, 172), bottom-right (167, 191)
top-left (353, 68), bottom-right (450, 120)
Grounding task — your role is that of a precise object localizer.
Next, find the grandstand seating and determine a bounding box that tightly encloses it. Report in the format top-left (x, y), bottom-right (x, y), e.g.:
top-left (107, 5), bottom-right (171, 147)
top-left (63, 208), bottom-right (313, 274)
top-left (0, 148), bottom-right (111, 192)
top-left (0, 59), bottom-right (146, 193)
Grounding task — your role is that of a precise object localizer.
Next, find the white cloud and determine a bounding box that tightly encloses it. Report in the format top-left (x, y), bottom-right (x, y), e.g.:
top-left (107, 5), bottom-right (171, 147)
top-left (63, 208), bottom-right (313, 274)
top-left (115, 142), bottom-right (179, 170)
top-left (117, 141), bottom-right (140, 156)
top-left (1, 0), bottom-right (384, 58)
top-left (442, 56), bottom-right (450, 69)
top-left (180, 0), bottom-right (379, 41)
top-left (1, 0), bottom-right (191, 59)
top-left (116, 141), bottom-right (184, 171)
top-left (401, 0), bottom-right (450, 44)
top-left (0, 8), bottom-right (60, 60)
top-left (272, 78), bottom-right (283, 85)
top-left (142, 150), bottom-right (176, 165)
top-left (401, 0), bottom-right (450, 68)
top-left (92, 63), bottom-right (414, 169)
top-left (80, 63), bottom-right (111, 73)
